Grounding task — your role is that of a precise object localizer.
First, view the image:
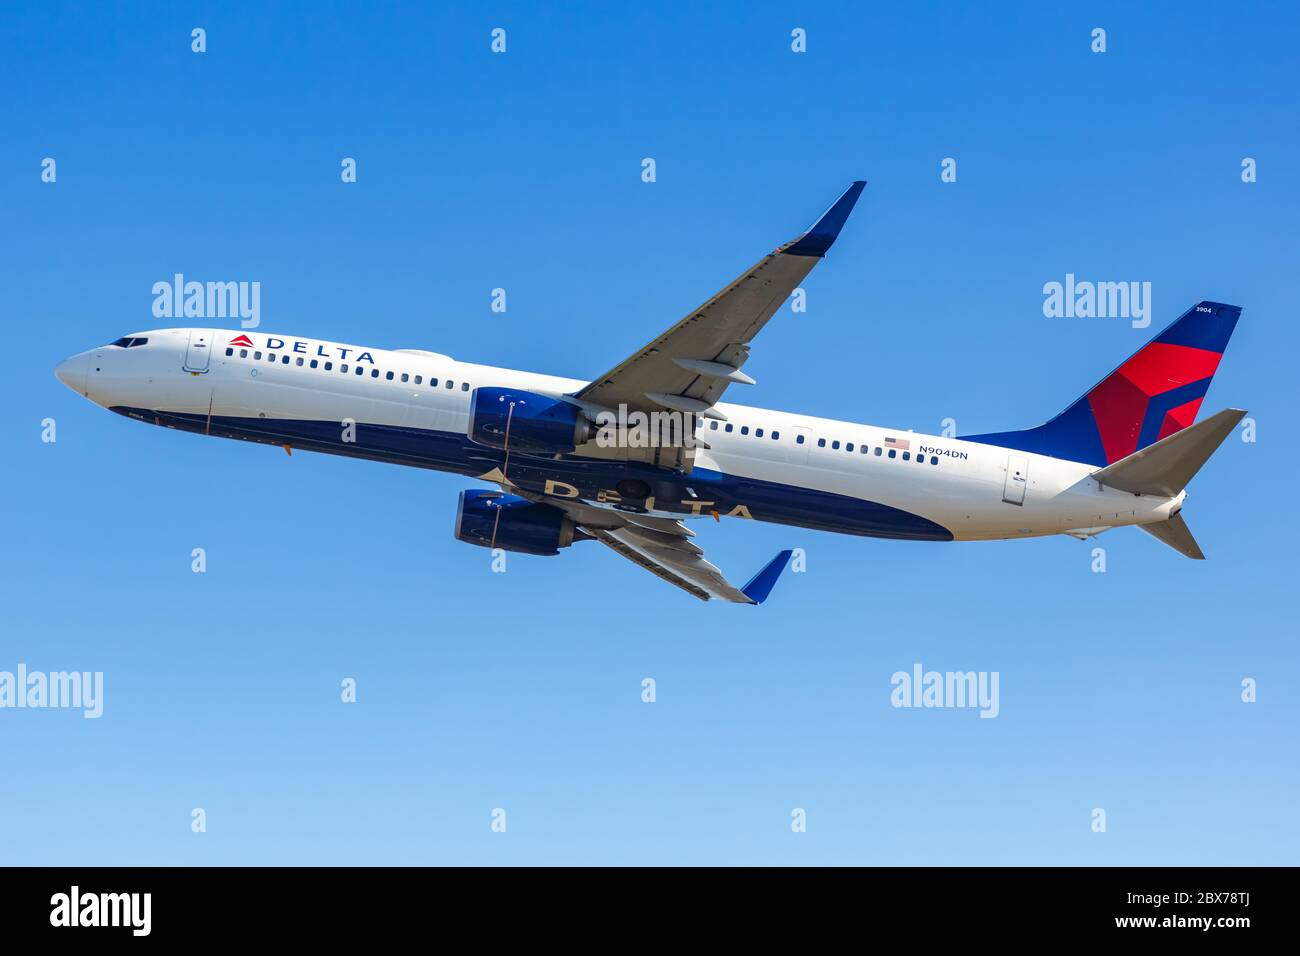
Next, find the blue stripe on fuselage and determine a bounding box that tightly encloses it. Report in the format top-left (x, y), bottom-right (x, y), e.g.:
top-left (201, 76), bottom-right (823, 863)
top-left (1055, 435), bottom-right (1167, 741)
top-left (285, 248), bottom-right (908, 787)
top-left (111, 407), bottom-right (954, 542)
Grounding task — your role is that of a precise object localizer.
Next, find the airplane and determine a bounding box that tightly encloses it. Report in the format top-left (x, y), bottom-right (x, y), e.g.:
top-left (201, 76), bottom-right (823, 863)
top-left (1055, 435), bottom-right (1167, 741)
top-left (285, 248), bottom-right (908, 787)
top-left (54, 182), bottom-right (1244, 604)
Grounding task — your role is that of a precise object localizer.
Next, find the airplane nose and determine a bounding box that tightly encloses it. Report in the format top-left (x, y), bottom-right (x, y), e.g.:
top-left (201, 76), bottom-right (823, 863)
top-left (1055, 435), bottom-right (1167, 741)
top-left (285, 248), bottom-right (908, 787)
top-left (55, 353), bottom-right (90, 394)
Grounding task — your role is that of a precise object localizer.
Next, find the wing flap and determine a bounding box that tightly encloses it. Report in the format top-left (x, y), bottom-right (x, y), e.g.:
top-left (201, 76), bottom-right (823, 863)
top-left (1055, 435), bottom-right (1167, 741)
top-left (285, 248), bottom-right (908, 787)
top-left (595, 527), bottom-right (752, 602)
top-left (509, 491), bottom-right (792, 604)
top-left (589, 528), bottom-right (720, 602)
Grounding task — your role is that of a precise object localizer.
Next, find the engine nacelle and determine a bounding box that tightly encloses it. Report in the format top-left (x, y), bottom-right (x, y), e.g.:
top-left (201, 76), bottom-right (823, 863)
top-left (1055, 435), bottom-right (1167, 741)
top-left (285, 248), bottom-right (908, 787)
top-left (454, 490), bottom-right (577, 556)
top-left (468, 387), bottom-right (593, 454)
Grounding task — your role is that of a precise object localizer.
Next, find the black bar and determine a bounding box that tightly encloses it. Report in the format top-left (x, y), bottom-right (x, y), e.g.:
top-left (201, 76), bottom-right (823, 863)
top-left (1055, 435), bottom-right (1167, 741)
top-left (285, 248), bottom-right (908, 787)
top-left (0, 866), bottom-right (1281, 942)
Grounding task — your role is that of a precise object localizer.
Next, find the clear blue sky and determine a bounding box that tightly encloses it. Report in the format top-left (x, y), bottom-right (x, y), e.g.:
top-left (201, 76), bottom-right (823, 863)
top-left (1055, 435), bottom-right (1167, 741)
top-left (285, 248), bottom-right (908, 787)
top-left (2, 1), bottom-right (1296, 865)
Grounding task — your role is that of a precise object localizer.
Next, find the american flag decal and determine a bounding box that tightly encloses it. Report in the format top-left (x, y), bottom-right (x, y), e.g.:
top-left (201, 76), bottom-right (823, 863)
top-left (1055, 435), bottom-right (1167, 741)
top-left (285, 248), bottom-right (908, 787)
top-left (884, 436), bottom-right (910, 451)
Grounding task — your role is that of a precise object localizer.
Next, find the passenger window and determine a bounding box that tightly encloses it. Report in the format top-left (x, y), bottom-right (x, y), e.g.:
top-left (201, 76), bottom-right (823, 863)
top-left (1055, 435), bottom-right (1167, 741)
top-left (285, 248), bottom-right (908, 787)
top-left (414, 375), bottom-right (422, 384)
top-left (931, 456), bottom-right (938, 465)
top-left (430, 378), bottom-right (439, 387)
top-left (340, 364), bottom-right (348, 373)
top-left (225, 348), bottom-right (233, 356)
top-left (386, 371), bottom-right (394, 380)
top-left (902, 451), bottom-right (910, 461)
top-left (832, 440), bottom-right (840, 450)
top-left (725, 424), bottom-right (733, 432)
top-left (710, 420), bottom-right (719, 430)
top-left (740, 426), bottom-right (749, 435)
top-left (254, 351), bottom-right (262, 360)
top-left (401, 373), bottom-right (409, 383)
top-left (296, 357), bottom-right (304, 366)
top-left (888, 449), bottom-right (897, 459)
top-left (874, 447), bottom-right (882, 456)
top-left (281, 355), bottom-right (290, 364)
top-left (446, 380), bottom-right (454, 389)
top-left (755, 428), bottom-right (764, 438)
top-left (846, 443), bottom-right (854, 452)
top-left (267, 353), bottom-right (275, 362)
top-left (239, 349), bottom-right (248, 358)
top-left (817, 438), bottom-right (826, 447)
top-left (310, 359), bottom-right (318, 368)
top-left (796, 434), bottom-right (804, 444)
top-left (325, 362), bottom-right (333, 371)
top-left (461, 382), bottom-right (469, 392)
top-left (371, 369), bottom-right (379, 378)
top-left (356, 366), bottom-right (364, 375)
top-left (772, 431), bottom-right (779, 440)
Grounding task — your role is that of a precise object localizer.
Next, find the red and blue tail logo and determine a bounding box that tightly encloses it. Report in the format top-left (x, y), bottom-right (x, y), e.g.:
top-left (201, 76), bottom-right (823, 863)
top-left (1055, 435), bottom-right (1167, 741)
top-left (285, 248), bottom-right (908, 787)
top-left (964, 301), bottom-right (1241, 467)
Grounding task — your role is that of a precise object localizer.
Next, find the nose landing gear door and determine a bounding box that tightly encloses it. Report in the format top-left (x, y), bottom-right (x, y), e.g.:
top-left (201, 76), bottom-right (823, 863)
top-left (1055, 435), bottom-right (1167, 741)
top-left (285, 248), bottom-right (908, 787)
top-left (184, 330), bottom-right (212, 373)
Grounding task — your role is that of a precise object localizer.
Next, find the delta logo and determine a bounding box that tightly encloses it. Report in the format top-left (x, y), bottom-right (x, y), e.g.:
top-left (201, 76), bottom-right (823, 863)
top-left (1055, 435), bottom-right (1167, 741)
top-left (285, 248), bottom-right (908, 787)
top-left (226, 334), bottom-right (376, 363)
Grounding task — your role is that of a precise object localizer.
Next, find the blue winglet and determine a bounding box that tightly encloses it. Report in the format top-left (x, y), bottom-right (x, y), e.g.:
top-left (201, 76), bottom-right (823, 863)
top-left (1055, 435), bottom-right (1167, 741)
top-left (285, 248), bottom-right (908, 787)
top-left (783, 181), bottom-right (866, 257)
top-left (740, 549), bottom-right (796, 605)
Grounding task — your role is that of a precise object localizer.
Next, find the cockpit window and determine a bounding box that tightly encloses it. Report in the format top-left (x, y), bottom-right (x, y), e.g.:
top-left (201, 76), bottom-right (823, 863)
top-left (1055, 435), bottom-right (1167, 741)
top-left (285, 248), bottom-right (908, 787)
top-left (109, 336), bottom-right (149, 348)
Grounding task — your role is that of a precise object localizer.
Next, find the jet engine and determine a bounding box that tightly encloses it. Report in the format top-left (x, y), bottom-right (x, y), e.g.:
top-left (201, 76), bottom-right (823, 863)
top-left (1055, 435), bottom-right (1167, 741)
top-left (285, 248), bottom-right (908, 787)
top-left (454, 490), bottom-right (578, 556)
top-left (468, 387), bottom-right (594, 454)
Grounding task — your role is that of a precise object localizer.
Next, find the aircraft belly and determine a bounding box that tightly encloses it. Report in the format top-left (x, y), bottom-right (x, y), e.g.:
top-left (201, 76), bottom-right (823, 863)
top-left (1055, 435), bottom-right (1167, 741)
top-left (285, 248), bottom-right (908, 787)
top-left (119, 407), bottom-right (954, 541)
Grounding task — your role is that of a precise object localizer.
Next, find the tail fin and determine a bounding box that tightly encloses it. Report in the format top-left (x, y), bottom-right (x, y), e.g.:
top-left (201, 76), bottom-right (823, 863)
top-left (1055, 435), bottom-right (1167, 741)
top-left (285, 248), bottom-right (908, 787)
top-left (1140, 513), bottom-right (1205, 560)
top-left (1092, 407), bottom-right (1245, 497)
top-left (963, 301), bottom-right (1241, 466)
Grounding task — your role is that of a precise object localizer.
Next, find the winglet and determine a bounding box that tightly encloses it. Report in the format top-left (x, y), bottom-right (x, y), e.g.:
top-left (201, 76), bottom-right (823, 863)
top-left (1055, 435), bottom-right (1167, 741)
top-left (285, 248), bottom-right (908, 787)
top-left (783, 181), bottom-right (867, 257)
top-left (741, 549), bottom-right (796, 604)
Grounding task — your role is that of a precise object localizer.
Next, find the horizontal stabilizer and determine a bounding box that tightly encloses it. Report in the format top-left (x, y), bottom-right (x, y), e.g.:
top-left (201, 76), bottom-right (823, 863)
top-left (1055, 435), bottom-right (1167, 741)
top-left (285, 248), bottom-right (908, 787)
top-left (1139, 513), bottom-right (1205, 559)
top-left (1091, 408), bottom-right (1245, 497)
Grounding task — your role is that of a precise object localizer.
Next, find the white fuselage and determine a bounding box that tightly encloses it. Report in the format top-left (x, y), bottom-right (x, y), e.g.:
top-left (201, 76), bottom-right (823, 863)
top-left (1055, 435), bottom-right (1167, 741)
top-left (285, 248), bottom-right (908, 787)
top-left (55, 328), bottom-right (1184, 543)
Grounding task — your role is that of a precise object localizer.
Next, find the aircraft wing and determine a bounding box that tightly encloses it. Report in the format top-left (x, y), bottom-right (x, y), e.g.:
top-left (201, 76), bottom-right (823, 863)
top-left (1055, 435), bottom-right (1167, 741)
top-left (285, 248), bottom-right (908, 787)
top-left (573, 181), bottom-right (866, 421)
top-left (590, 527), bottom-right (793, 604)
top-left (521, 493), bottom-right (793, 603)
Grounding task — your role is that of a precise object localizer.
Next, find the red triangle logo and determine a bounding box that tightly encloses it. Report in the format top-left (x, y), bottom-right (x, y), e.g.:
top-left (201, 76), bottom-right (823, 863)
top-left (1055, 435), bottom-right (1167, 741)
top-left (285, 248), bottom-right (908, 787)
top-left (228, 334), bottom-right (255, 348)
